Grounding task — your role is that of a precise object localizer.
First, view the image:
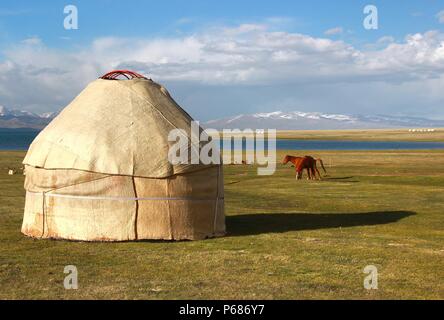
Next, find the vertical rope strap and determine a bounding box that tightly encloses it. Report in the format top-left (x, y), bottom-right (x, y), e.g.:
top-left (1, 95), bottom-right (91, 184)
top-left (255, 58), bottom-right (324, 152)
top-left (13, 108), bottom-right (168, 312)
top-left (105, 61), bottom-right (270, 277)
top-left (41, 191), bottom-right (46, 238)
top-left (166, 178), bottom-right (174, 239)
top-left (132, 176), bottom-right (139, 240)
top-left (213, 165), bottom-right (221, 234)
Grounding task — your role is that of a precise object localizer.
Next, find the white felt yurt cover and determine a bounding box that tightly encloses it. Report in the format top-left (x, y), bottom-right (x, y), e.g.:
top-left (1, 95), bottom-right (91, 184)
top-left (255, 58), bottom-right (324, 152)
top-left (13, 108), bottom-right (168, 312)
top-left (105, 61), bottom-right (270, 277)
top-left (21, 70), bottom-right (225, 241)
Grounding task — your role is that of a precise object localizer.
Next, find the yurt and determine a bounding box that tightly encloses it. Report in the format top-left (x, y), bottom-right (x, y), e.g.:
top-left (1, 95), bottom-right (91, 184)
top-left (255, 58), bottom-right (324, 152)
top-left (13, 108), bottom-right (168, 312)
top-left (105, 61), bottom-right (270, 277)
top-left (21, 70), bottom-right (225, 241)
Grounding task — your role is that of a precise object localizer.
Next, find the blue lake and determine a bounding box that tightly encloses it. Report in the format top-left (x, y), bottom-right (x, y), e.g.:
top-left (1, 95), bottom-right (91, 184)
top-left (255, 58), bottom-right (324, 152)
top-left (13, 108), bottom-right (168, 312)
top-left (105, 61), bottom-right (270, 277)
top-left (0, 128), bottom-right (41, 151)
top-left (1, 128), bottom-right (444, 151)
top-left (220, 139), bottom-right (444, 151)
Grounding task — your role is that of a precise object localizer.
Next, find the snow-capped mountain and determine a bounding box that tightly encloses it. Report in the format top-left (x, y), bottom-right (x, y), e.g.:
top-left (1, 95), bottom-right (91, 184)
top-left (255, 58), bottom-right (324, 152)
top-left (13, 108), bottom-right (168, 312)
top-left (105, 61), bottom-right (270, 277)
top-left (0, 105), bottom-right (57, 129)
top-left (1, 106), bottom-right (443, 130)
top-left (205, 111), bottom-right (444, 130)
top-left (39, 112), bottom-right (58, 119)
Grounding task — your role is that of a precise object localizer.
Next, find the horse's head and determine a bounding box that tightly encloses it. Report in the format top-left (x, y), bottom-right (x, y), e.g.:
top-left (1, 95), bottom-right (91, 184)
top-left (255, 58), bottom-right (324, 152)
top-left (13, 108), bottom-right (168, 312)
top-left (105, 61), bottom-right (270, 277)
top-left (282, 155), bottom-right (291, 165)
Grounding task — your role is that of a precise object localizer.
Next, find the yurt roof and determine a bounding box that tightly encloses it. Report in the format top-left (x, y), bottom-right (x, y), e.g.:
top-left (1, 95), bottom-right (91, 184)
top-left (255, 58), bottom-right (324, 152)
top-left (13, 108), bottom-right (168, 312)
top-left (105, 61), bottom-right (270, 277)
top-left (23, 71), bottom-right (210, 178)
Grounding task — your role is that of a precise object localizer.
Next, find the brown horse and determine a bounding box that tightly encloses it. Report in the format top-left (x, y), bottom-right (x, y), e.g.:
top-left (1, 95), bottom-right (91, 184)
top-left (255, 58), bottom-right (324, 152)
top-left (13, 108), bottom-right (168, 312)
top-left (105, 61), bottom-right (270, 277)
top-left (282, 155), bottom-right (327, 180)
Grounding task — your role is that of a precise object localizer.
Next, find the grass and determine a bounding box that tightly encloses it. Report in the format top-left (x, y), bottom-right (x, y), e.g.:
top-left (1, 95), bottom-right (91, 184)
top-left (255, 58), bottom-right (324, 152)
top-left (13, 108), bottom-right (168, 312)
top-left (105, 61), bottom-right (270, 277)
top-left (219, 128), bottom-right (444, 141)
top-left (0, 149), bottom-right (443, 299)
top-left (274, 128), bottom-right (444, 142)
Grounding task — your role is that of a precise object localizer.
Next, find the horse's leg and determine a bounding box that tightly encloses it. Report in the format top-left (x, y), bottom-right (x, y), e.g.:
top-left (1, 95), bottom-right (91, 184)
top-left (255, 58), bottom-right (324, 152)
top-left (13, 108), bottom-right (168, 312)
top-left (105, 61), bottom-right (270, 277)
top-left (314, 166), bottom-right (321, 180)
top-left (310, 167), bottom-right (316, 180)
top-left (306, 168), bottom-right (311, 180)
top-left (297, 171), bottom-right (302, 180)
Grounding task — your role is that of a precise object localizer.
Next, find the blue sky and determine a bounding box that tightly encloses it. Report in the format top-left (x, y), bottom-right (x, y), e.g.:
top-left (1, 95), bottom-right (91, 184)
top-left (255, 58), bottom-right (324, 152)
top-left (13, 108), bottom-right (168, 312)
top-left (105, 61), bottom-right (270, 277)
top-left (1, 0), bottom-right (444, 120)
top-left (1, 1), bottom-right (442, 47)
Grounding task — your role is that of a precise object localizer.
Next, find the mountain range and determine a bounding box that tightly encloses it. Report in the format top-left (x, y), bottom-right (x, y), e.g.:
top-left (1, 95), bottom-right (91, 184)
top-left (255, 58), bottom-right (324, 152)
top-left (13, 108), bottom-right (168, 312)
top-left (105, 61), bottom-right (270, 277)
top-left (204, 111), bottom-right (444, 130)
top-left (0, 106), bottom-right (57, 129)
top-left (1, 105), bottom-right (443, 130)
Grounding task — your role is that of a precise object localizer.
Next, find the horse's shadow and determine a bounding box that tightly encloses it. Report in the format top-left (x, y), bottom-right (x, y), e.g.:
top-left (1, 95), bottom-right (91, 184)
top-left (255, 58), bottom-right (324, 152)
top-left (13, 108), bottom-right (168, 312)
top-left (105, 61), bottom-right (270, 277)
top-left (324, 176), bottom-right (354, 180)
top-left (226, 211), bottom-right (415, 237)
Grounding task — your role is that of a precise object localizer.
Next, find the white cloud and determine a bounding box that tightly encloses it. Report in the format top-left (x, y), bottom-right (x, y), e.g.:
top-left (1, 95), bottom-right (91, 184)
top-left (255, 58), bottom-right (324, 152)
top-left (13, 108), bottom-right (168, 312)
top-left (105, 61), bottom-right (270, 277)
top-left (324, 27), bottom-right (343, 35)
top-left (411, 11), bottom-right (423, 17)
top-left (377, 36), bottom-right (395, 44)
top-left (437, 10), bottom-right (444, 23)
top-left (175, 17), bottom-right (193, 25)
top-left (21, 36), bottom-right (42, 46)
top-left (110, 27), bottom-right (444, 85)
top-left (1, 24), bottom-right (444, 119)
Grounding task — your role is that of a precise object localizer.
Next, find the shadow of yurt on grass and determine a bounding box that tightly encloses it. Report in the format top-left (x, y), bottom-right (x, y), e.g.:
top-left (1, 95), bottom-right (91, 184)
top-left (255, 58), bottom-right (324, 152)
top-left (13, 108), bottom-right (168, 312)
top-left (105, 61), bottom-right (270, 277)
top-left (21, 70), bottom-right (225, 241)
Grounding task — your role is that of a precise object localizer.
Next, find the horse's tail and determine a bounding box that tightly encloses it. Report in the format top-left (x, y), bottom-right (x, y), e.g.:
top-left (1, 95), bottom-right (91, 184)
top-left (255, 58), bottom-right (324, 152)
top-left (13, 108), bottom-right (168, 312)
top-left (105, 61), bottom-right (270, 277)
top-left (316, 158), bottom-right (327, 174)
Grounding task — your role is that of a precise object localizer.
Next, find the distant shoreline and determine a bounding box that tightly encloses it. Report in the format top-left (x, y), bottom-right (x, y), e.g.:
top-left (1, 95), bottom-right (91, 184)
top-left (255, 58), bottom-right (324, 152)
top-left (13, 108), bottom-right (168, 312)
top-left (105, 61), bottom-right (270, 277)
top-left (0, 128), bottom-right (443, 151)
top-left (219, 128), bottom-right (444, 142)
top-left (0, 128), bottom-right (41, 131)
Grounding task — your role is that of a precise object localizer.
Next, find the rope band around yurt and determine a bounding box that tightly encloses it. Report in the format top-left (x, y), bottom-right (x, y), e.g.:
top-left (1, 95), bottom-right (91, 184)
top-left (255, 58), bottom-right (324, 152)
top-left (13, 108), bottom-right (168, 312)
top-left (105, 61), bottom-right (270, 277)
top-left (27, 191), bottom-right (224, 202)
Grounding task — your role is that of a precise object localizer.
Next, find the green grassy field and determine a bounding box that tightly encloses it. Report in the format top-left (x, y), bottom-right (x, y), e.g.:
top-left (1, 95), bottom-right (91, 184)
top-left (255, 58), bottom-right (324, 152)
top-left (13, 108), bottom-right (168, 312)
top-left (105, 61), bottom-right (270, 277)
top-left (275, 128), bottom-right (444, 141)
top-left (220, 128), bottom-right (444, 141)
top-left (0, 149), bottom-right (443, 299)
